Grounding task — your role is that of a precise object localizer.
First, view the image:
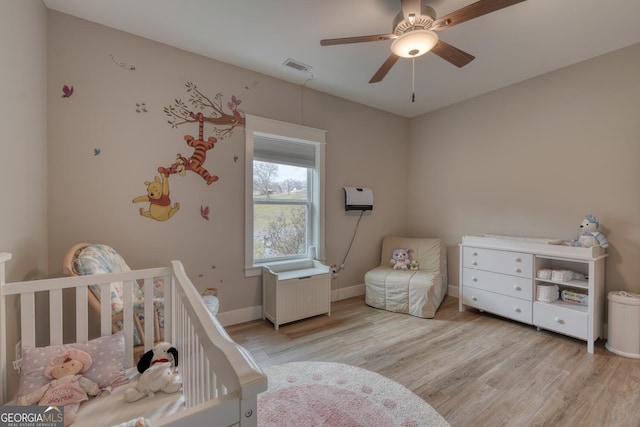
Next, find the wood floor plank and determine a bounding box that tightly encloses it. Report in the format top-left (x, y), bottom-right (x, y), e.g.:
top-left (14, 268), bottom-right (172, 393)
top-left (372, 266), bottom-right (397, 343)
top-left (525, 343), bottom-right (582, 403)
top-left (226, 295), bottom-right (640, 426)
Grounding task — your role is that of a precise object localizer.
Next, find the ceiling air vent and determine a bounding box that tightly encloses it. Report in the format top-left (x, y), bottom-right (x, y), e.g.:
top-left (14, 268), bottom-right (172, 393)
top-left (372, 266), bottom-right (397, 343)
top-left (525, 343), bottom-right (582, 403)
top-left (283, 58), bottom-right (312, 73)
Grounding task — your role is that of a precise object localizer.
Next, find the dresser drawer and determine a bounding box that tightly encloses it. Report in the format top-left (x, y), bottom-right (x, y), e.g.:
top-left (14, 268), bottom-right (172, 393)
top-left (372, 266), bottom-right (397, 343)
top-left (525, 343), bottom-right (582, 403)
top-left (462, 286), bottom-right (532, 324)
top-left (533, 302), bottom-right (588, 340)
top-left (463, 247), bottom-right (533, 278)
top-left (462, 268), bottom-right (532, 301)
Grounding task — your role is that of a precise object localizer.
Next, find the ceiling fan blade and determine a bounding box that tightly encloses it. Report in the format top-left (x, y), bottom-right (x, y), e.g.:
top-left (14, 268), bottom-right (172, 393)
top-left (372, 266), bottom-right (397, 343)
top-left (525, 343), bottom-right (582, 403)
top-left (430, 41), bottom-right (475, 67)
top-left (321, 34), bottom-right (396, 46)
top-left (401, 0), bottom-right (422, 25)
top-left (432, 0), bottom-right (526, 31)
top-left (369, 54), bottom-right (400, 83)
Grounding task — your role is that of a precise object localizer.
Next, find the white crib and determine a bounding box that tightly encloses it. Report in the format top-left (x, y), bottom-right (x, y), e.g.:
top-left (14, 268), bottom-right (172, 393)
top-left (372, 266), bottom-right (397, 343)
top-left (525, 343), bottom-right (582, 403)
top-left (0, 252), bottom-right (267, 426)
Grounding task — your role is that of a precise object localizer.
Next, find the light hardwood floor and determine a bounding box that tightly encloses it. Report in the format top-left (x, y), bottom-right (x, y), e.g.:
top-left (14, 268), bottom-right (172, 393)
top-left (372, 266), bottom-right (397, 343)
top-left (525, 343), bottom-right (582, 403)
top-left (226, 295), bottom-right (640, 427)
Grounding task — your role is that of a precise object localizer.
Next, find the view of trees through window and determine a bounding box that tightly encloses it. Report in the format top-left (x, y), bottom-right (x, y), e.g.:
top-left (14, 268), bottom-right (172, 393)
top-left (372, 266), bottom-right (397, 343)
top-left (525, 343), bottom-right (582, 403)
top-left (253, 161), bottom-right (309, 260)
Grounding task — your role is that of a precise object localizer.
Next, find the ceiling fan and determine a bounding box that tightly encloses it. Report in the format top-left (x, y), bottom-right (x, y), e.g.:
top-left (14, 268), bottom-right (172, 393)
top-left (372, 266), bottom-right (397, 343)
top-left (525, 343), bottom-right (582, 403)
top-left (320, 0), bottom-right (526, 84)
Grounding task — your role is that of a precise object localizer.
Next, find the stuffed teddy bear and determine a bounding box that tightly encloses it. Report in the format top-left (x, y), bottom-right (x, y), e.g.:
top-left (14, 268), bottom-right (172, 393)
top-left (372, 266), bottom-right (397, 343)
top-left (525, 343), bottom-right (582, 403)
top-left (390, 248), bottom-right (411, 271)
top-left (124, 342), bottom-right (181, 402)
top-left (17, 349), bottom-right (99, 426)
top-left (572, 214), bottom-right (609, 248)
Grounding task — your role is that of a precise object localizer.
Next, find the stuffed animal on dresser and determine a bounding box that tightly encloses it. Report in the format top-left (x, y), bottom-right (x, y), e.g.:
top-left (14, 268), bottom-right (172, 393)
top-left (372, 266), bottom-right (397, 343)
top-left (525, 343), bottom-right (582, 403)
top-left (17, 349), bottom-right (99, 426)
top-left (390, 248), bottom-right (411, 270)
top-left (124, 342), bottom-right (181, 402)
top-left (572, 214), bottom-right (609, 248)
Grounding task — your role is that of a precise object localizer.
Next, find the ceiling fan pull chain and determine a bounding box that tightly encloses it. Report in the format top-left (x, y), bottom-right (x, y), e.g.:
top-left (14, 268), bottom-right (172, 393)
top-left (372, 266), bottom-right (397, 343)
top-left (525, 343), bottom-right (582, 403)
top-left (412, 57), bottom-right (415, 103)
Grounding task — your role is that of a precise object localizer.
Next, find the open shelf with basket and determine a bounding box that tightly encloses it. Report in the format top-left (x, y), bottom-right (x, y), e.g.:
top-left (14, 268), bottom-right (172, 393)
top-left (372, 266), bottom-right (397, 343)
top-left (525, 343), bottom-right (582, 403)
top-left (533, 254), bottom-right (604, 350)
top-left (460, 234), bottom-right (607, 353)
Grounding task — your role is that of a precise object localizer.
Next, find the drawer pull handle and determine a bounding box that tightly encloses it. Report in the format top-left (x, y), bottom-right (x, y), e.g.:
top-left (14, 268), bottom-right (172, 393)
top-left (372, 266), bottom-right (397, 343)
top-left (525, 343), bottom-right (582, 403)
top-left (473, 277), bottom-right (478, 282)
top-left (514, 307), bottom-right (521, 313)
top-left (513, 286), bottom-right (522, 291)
top-left (471, 296), bottom-right (478, 301)
top-left (473, 252), bottom-right (478, 256)
top-left (472, 261), bottom-right (478, 266)
top-left (554, 317), bottom-right (565, 324)
top-left (297, 276), bottom-right (312, 280)
top-left (514, 268), bottom-right (522, 273)
top-left (515, 257), bottom-right (522, 262)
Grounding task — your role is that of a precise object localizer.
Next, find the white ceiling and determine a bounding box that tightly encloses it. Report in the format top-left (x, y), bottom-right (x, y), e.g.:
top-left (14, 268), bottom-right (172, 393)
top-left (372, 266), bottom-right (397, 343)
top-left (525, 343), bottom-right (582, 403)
top-left (43, 0), bottom-right (640, 118)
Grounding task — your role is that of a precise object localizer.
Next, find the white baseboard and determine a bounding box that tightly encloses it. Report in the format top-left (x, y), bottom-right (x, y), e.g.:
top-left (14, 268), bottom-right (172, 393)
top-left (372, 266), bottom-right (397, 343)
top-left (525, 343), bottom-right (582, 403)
top-left (216, 305), bottom-right (262, 327)
top-left (448, 283), bottom-right (459, 298)
top-left (218, 283), bottom-right (459, 326)
top-left (217, 284), bottom-right (367, 326)
top-left (331, 284), bottom-right (365, 301)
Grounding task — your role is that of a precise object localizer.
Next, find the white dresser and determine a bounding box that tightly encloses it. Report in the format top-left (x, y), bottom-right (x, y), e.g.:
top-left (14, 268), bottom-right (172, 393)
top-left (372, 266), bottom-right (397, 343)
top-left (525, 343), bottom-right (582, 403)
top-left (262, 260), bottom-right (331, 330)
top-left (459, 234), bottom-right (607, 353)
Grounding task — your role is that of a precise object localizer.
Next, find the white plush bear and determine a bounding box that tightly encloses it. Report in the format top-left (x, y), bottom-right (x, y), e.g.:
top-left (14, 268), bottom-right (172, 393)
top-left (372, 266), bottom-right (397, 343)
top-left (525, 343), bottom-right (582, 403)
top-left (390, 248), bottom-right (411, 270)
top-left (572, 214), bottom-right (609, 248)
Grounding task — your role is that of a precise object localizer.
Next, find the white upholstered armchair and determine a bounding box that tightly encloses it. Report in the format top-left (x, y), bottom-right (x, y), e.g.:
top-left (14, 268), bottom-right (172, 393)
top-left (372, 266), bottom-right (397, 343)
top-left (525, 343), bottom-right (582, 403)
top-left (364, 237), bottom-right (447, 318)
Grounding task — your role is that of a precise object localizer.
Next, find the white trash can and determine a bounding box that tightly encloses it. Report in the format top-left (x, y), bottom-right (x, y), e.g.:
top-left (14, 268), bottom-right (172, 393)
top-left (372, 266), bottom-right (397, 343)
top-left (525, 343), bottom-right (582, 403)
top-left (606, 291), bottom-right (640, 358)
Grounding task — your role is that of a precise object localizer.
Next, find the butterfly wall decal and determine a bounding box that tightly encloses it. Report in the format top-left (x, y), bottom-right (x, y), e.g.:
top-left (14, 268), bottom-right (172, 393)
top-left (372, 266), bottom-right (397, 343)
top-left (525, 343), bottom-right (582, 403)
top-left (200, 205), bottom-right (210, 221)
top-left (94, 148), bottom-right (101, 156)
top-left (62, 85), bottom-right (74, 98)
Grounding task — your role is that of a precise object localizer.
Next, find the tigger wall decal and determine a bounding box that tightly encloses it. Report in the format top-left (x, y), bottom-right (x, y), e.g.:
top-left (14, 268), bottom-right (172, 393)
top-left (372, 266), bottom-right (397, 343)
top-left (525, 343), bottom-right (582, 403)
top-left (182, 112), bottom-right (218, 184)
top-left (159, 112), bottom-right (218, 184)
top-left (133, 85), bottom-right (245, 221)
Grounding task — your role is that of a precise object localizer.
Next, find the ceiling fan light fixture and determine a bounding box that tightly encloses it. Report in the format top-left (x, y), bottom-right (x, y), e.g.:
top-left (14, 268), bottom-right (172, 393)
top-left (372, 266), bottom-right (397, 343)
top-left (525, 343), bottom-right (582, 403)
top-left (390, 29), bottom-right (438, 58)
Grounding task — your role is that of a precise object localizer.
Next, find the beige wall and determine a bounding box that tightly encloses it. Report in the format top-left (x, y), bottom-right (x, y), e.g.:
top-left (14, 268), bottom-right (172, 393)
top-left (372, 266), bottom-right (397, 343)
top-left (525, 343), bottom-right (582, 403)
top-left (3, 2), bottom-right (638, 400)
top-left (0, 0), bottom-right (48, 402)
top-left (46, 12), bottom-right (409, 315)
top-left (408, 42), bottom-right (640, 294)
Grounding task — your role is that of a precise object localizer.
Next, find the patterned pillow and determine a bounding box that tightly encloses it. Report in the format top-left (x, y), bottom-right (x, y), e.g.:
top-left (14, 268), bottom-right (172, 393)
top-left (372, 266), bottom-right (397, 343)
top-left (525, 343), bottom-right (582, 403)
top-left (16, 332), bottom-right (129, 400)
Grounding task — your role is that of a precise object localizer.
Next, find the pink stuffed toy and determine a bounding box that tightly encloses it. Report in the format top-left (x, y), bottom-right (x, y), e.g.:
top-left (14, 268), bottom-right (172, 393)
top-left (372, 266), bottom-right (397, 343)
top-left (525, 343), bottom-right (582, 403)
top-left (18, 349), bottom-right (99, 426)
top-left (390, 248), bottom-right (411, 270)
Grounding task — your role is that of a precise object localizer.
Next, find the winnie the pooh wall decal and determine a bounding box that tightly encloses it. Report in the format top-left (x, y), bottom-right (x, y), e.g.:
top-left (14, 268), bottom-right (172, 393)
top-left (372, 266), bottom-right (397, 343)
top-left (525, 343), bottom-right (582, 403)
top-left (132, 173), bottom-right (180, 221)
top-left (133, 82), bottom-right (245, 221)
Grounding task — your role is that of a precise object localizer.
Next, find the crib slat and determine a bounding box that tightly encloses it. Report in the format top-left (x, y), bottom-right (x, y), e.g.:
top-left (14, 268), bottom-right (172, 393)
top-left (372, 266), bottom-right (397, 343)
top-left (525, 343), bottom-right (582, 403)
top-left (99, 283), bottom-right (111, 336)
top-left (76, 286), bottom-right (88, 343)
top-left (0, 255), bottom-right (6, 404)
top-left (123, 280), bottom-right (134, 367)
top-left (164, 275), bottom-right (172, 346)
top-left (143, 277), bottom-right (154, 352)
top-left (20, 293), bottom-right (36, 348)
top-left (49, 289), bottom-right (63, 345)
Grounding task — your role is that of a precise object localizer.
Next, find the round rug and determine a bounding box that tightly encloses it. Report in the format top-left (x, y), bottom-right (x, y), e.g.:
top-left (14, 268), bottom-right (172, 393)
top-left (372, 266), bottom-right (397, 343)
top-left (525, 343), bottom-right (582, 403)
top-left (258, 361), bottom-right (449, 427)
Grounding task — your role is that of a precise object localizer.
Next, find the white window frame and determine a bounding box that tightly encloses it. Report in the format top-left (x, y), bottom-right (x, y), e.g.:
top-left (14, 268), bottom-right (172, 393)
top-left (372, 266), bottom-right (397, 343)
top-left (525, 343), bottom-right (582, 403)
top-left (244, 115), bottom-right (326, 277)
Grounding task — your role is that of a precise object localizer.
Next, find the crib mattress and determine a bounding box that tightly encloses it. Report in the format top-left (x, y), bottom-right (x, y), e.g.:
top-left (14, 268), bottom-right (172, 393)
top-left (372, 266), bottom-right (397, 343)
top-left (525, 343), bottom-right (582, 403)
top-left (73, 368), bottom-right (185, 426)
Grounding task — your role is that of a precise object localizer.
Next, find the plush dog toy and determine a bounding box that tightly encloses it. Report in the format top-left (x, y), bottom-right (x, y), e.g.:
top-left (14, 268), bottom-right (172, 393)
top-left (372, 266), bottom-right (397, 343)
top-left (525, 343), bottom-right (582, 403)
top-left (572, 214), bottom-right (609, 248)
top-left (124, 342), bottom-right (181, 402)
top-left (136, 342), bottom-right (179, 373)
top-left (18, 349), bottom-right (99, 426)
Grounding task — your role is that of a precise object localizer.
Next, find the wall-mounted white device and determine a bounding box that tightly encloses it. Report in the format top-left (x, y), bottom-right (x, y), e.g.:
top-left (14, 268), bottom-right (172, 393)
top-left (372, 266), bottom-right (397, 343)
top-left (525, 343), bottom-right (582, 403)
top-left (343, 186), bottom-right (373, 211)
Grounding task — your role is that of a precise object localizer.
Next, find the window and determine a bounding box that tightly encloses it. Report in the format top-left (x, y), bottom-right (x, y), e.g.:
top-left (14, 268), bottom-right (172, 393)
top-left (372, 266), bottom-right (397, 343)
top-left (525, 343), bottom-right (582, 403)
top-left (245, 115), bottom-right (325, 276)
